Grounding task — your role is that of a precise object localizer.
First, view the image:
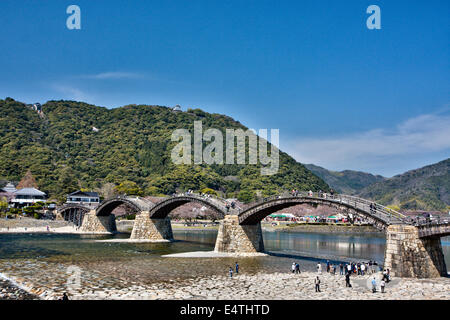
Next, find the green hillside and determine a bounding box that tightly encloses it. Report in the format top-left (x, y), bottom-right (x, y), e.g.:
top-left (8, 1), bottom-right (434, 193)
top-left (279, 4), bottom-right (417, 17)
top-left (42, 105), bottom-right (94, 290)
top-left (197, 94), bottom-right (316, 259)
top-left (304, 164), bottom-right (385, 194)
top-left (357, 159), bottom-right (450, 211)
top-left (0, 98), bottom-right (329, 202)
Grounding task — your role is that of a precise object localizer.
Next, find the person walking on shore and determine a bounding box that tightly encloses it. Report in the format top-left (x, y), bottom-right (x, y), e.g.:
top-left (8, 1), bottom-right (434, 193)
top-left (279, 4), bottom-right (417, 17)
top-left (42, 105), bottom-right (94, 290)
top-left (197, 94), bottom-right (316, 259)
top-left (361, 263), bottom-right (366, 276)
top-left (295, 263), bottom-right (301, 274)
top-left (317, 262), bottom-right (322, 274)
top-left (347, 263), bottom-right (351, 274)
top-left (345, 272), bottom-right (351, 287)
top-left (229, 267), bottom-right (233, 278)
top-left (315, 276), bottom-right (321, 292)
top-left (380, 279), bottom-right (385, 293)
top-left (235, 262), bottom-right (239, 274)
top-left (292, 262), bottom-right (296, 273)
top-left (339, 263), bottom-right (344, 275)
top-left (371, 277), bottom-right (377, 293)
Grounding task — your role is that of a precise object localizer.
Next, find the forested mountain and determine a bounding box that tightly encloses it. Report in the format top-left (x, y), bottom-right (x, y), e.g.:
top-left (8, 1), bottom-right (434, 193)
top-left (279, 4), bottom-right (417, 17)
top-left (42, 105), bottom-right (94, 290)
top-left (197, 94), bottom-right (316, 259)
top-left (357, 159), bottom-right (450, 211)
top-left (0, 98), bottom-right (329, 202)
top-left (304, 164), bottom-right (385, 194)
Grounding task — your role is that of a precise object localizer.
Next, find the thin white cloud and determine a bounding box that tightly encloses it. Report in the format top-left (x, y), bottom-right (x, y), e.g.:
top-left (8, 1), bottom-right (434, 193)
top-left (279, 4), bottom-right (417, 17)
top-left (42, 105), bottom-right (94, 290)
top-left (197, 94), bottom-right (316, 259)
top-left (81, 71), bottom-right (144, 80)
top-left (283, 110), bottom-right (450, 174)
top-left (50, 84), bottom-right (91, 101)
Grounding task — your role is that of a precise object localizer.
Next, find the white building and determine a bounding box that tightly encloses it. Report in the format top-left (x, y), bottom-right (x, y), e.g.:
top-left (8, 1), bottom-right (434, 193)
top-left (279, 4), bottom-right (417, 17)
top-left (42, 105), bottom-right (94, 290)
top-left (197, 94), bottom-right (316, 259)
top-left (11, 188), bottom-right (47, 207)
top-left (66, 191), bottom-right (100, 206)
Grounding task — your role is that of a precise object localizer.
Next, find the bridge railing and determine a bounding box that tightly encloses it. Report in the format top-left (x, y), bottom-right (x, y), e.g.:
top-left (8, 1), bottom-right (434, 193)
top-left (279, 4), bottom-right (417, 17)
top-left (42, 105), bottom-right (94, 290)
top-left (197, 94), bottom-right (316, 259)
top-left (240, 191), bottom-right (408, 224)
top-left (171, 192), bottom-right (230, 213)
top-left (411, 216), bottom-right (450, 227)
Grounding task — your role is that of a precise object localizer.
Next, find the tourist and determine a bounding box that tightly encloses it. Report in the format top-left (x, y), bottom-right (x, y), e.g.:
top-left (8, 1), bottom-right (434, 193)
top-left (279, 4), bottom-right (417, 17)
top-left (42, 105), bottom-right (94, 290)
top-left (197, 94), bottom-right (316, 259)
top-left (346, 263), bottom-right (351, 274)
top-left (60, 292), bottom-right (69, 301)
top-left (295, 263), bottom-right (301, 274)
top-left (339, 263), bottom-right (344, 275)
top-left (292, 262), bottom-right (296, 273)
top-left (386, 269), bottom-right (391, 282)
top-left (333, 265), bottom-right (337, 275)
top-left (229, 267), bottom-right (233, 278)
top-left (357, 263), bottom-right (361, 275)
top-left (308, 190), bottom-right (313, 197)
top-left (317, 262), bottom-right (322, 274)
top-left (380, 279), bottom-right (386, 293)
top-left (371, 277), bottom-right (377, 293)
top-left (235, 262), bottom-right (239, 274)
top-left (315, 276), bottom-right (321, 292)
top-left (345, 272), bottom-right (351, 287)
top-left (361, 263), bottom-right (365, 276)
top-left (326, 260), bottom-right (330, 272)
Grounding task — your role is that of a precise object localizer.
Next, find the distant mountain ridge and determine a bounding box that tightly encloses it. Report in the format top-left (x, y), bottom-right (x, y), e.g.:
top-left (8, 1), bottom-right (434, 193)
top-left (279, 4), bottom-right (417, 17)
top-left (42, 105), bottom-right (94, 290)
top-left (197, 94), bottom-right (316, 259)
top-left (306, 160), bottom-right (450, 212)
top-left (357, 158), bottom-right (450, 212)
top-left (304, 164), bottom-right (385, 194)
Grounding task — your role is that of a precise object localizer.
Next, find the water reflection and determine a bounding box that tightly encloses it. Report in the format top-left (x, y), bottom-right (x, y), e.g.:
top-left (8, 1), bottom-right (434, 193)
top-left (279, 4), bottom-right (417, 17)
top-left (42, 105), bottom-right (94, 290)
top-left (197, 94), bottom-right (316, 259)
top-left (0, 231), bottom-right (448, 287)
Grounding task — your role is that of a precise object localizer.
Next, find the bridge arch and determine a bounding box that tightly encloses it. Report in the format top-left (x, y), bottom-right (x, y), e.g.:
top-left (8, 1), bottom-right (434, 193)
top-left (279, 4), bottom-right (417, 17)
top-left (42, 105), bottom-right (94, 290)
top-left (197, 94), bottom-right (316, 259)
top-left (58, 204), bottom-right (90, 226)
top-left (237, 195), bottom-right (406, 230)
top-left (95, 196), bottom-right (153, 216)
top-left (148, 195), bottom-right (227, 219)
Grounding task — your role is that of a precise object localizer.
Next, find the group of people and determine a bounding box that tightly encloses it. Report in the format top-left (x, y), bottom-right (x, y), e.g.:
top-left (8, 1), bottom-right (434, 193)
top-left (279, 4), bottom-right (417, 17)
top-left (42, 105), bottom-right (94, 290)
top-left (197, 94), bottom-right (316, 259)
top-left (317, 260), bottom-right (379, 276)
top-left (229, 262), bottom-right (239, 278)
top-left (313, 260), bottom-right (387, 293)
top-left (291, 262), bottom-right (301, 274)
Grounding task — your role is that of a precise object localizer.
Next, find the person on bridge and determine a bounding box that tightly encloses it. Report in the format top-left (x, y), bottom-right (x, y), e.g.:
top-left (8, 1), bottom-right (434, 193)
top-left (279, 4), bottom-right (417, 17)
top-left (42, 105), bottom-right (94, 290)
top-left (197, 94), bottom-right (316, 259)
top-left (315, 276), bottom-right (321, 292)
top-left (308, 190), bottom-right (313, 197)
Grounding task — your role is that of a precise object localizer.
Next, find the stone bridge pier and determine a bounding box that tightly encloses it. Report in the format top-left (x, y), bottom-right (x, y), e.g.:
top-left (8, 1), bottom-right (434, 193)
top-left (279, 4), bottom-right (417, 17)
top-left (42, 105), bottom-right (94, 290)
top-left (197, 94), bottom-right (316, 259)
top-left (384, 225), bottom-right (447, 278)
top-left (214, 215), bottom-right (264, 253)
top-left (130, 212), bottom-right (173, 241)
top-left (80, 210), bottom-right (117, 233)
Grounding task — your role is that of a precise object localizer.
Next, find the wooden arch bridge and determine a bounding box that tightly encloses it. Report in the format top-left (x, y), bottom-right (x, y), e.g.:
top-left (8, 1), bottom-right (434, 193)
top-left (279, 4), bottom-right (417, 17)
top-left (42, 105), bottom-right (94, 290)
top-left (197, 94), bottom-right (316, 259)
top-left (56, 192), bottom-right (449, 278)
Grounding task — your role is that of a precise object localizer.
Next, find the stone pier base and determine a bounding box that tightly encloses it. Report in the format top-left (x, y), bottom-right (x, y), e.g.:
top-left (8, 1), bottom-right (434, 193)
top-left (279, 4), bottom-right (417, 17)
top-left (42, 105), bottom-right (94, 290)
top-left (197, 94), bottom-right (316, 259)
top-left (80, 211), bottom-right (117, 233)
top-left (384, 225), bottom-right (447, 278)
top-left (54, 210), bottom-right (64, 221)
top-left (130, 212), bottom-right (173, 241)
top-left (214, 215), bottom-right (264, 253)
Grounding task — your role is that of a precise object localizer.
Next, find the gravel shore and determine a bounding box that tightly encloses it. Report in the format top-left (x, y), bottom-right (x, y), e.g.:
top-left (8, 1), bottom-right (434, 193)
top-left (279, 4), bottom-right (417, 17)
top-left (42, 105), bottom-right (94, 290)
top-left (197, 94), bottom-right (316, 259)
top-left (1, 267), bottom-right (448, 300)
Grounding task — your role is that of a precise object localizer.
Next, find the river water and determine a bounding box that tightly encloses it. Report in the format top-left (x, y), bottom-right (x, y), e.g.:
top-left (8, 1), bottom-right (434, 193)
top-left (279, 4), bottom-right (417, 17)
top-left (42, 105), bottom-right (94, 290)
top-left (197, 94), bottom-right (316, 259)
top-left (0, 230), bottom-right (448, 293)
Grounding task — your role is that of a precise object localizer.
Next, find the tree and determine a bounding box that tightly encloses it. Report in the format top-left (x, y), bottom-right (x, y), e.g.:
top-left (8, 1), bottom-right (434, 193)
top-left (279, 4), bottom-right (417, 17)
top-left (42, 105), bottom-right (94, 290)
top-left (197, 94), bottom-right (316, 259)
top-left (0, 198), bottom-right (8, 213)
top-left (238, 189), bottom-right (254, 203)
top-left (115, 181), bottom-right (143, 196)
top-left (201, 188), bottom-right (218, 196)
top-left (96, 183), bottom-right (117, 200)
top-left (17, 170), bottom-right (38, 189)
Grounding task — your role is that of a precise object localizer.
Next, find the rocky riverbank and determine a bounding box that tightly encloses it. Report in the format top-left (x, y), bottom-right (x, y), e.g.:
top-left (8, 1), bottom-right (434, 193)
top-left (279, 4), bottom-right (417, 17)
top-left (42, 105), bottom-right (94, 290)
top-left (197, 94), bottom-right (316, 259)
top-left (0, 276), bottom-right (39, 300)
top-left (1, 268), bottom-right (448, 300)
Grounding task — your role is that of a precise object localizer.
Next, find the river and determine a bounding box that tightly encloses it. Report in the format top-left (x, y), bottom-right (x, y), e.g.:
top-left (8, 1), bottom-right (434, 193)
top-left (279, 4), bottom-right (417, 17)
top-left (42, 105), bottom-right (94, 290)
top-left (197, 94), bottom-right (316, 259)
top-left (0, 229), bottom-right (448, 296)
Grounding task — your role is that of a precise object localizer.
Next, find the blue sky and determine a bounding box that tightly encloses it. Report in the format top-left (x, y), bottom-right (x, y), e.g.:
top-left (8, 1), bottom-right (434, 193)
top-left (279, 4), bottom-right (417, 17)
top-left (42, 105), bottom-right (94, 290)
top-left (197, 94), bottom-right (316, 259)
top-left (0, 0), bottom-right (449, 177)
